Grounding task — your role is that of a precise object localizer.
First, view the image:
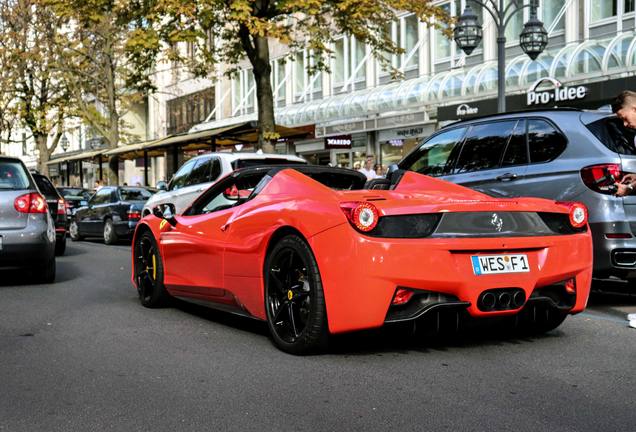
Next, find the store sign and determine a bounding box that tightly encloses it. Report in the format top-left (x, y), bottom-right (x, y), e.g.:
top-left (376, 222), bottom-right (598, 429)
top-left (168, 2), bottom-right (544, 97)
top-left (456, 104), bottom-right (479, 117)
top-left (325, 135), bottom-right (352, 149)
top-left (526, 77), bottom-right (587, 106)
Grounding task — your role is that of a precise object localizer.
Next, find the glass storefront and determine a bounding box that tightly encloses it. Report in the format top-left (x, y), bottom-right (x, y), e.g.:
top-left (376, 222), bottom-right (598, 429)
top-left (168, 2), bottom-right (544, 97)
top-left (380, 138), bottom-right (420, 168)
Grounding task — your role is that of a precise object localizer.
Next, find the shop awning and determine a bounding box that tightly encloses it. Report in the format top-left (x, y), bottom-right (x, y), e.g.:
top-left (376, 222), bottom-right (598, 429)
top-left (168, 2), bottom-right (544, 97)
top-left (46, 149), bottom-right (104, 165)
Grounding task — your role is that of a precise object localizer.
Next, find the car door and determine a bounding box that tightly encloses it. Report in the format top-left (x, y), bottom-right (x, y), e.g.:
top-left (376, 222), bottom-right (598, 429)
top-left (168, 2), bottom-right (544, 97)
top-left (84, 188), bottom-right (112, 235)
top-left (159, 176), bottom-right (238, 298)
top-left (443, 119), bottom-right (529, 197)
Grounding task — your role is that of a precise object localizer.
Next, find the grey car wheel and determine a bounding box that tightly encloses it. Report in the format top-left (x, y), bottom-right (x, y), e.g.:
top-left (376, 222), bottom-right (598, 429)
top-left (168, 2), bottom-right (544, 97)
top-left (69, 220), bottom-right (83, 241)
top-left (103, 219), bottom-right (118, 245)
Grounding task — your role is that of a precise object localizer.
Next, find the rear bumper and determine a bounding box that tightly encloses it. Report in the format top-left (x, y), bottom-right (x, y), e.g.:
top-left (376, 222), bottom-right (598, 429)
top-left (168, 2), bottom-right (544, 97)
top-left (310, 224), bottom-right (593, 334)
top-left (114, 220), bottom-right (138, 238)
top-left (0, 222), bottom-right (55, 269)
top-left (589, 221), bottom-right (636, 279)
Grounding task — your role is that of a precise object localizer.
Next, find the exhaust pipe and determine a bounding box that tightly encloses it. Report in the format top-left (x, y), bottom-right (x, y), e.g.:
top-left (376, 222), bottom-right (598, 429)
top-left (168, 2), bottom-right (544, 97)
top-left (480, 292), bottom-right (497, 311)
top-left (498, 292), bottom-right (512, 309)
top-left (512, 291), bottom-right (526, 309)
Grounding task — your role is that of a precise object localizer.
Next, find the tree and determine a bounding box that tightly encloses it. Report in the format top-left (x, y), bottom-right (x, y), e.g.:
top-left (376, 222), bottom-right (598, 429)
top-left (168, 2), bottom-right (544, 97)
top-left (133, 0), bottom-right (450, 151)
top-left (0, 0), bottom-right (69, 174)
top-left (43, 0), bottom-right (155, 184)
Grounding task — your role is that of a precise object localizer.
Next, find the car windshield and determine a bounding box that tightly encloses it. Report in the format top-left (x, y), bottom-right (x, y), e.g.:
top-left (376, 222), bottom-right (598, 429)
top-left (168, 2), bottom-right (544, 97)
top-left (586, 116), bottom-right (636, 155)
top-left (232, 158), bottom-right (306, 169)
top-left (120, 187), bottom-right (153, 201)
top-left (0, 160), bottom-right (31, 190)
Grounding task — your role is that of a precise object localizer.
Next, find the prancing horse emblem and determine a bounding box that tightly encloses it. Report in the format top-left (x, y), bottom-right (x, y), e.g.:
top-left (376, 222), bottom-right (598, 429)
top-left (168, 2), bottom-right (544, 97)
top-left (490, 213), bottom-right (503, 232)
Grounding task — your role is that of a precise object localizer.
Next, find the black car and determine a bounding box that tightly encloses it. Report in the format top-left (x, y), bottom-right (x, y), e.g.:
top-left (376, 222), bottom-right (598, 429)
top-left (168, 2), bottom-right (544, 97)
top-left (58, 187), bottom-right (92, 218)
top-left (32, 172), bottom-right (67, 255)
top-left (70, 186), bottom-right (154, 244)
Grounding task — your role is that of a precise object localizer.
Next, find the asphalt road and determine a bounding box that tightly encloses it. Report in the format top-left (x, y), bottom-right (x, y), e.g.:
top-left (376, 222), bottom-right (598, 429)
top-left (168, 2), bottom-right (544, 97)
top-left (1, 241), bottom-right (635, 432)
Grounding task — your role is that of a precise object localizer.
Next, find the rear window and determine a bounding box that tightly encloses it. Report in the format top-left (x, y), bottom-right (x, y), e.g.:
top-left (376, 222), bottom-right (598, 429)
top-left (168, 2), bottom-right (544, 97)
top-left (119, 188), bottom-right (153, 201)
top-left (586, 117), bottom-right (636, 155)
top-left (232, 158), bottom-right (306, 169)
top-left (0, 160), bottom-right (31, 190)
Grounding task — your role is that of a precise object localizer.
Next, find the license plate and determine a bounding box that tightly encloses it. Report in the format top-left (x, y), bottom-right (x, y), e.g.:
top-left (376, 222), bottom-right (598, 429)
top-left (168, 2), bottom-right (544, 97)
top-left (471, 254), bottom-right (530, 275)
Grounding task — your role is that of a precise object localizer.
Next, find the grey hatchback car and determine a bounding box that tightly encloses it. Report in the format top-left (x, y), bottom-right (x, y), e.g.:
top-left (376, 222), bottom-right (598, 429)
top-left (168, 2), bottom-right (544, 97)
top-left (395, 108), bottom-right (636, 282)
top-left (0, 156), bottom-right (56, 282)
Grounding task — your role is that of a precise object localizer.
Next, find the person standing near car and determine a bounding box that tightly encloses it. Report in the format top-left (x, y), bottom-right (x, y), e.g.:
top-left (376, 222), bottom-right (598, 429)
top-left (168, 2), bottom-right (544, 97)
top-left (612, 91), bottom-right (636, 197)
top-left (358, 155), bottom-right (380, 180)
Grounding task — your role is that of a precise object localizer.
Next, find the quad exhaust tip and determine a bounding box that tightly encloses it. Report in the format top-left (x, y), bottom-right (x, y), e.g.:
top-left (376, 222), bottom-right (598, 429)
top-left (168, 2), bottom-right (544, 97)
top-left (478, 288), bottom-right (526, 312)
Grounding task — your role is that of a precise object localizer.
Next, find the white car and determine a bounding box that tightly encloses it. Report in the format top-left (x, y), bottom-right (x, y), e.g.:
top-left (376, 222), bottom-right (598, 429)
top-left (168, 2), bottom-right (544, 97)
top-left (142, 152), bottom-right (307, 216)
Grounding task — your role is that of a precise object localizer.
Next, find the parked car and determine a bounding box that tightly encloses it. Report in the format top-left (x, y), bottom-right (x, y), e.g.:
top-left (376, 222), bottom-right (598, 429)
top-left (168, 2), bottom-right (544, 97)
top-left (31, 172), bottom-right (67, 255)
top-left (70, 186), bottom-right (154, 244)
top-left (58, 187), bottom-right (92, 217)
top-left (0, 157), bottom-right (56, 282)
top-left (142, 152), bottom-right (307, 216)
top-left (132, 165), bottom-right (592, 354)
top-left (392, 108), bottom-right (636, 282)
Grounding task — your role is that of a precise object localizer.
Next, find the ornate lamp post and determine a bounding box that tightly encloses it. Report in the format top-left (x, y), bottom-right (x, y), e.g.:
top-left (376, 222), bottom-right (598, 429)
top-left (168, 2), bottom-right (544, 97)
top-left (454, 0), bottom-right (548, 113)
top-left (60, 133), bottom-right (69, 152)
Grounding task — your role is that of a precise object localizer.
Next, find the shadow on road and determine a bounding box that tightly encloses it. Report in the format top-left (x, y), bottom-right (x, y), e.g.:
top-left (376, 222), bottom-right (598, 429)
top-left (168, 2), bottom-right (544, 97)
top-left (589, 279), bottom-right (636, 311)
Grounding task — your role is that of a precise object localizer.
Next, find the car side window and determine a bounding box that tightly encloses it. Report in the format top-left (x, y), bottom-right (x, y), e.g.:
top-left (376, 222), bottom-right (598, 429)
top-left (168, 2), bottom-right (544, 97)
top-left (528, 119), bottom-right (567, 163)
top-left (170, 158), bottom-right (197, 191)
top-left (187, 157), bottom-right (212, 186)
top-left (91, 188), bottom-right (112, 205)
top-left (453, 121), bottom-right (517, 174)
top-left (502, 120), bottom-right (529, 167)
top-left (407, 127), bottom-right (467, 177)
top-left (209, 158), bottom-right (221, 182)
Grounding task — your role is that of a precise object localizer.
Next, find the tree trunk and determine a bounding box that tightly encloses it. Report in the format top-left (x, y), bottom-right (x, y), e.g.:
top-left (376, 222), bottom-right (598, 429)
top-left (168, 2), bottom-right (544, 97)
top-left (252, 35), bottom-right (276, 153)
top-left (35, 134), bottom-right (49, 176)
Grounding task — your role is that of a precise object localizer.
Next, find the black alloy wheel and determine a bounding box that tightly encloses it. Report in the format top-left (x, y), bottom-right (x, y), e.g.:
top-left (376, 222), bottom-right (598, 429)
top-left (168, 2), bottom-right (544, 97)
top-left (265, 235), bottom-right (328, 355)
top-left (134, 232), bottom-right (169, 308)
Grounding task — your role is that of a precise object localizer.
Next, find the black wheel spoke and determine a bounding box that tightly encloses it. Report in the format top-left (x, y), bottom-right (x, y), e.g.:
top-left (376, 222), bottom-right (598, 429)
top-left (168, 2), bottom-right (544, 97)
top-left (272, 300), bottom-right (288, 324)
top-left (269, 270), bottom-right (285, 293)
top-left (287, 302), bottom-right (298, 338)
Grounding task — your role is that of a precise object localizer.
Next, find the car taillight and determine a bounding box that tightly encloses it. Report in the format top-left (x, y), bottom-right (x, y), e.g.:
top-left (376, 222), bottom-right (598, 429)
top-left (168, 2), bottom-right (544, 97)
top-left (557, 201), bottom-right (588, 229)
top-left (580, 164), bottom-right (631, 194)
top-left (14, 193), bottom-right (48, 214)
top-left (127, 209), bottom-right (142, 221)
top-left (340, 201), bottom-right (380, 232)
top-left (57, 198), bottom-right (66, 215)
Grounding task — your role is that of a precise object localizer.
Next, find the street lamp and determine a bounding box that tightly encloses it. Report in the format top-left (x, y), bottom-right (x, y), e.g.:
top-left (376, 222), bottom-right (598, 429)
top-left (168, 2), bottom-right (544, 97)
top-left (60, 133), bottom-right (69, 152)
top-left (454, 0), bottom-right (548, 113)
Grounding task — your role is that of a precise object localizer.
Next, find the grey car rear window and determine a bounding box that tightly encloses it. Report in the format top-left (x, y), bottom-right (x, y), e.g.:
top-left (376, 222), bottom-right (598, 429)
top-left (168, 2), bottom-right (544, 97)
top-left (586, 117), bottom-right (636, 155)
top-left (0, 160), bottom-right (31, 190)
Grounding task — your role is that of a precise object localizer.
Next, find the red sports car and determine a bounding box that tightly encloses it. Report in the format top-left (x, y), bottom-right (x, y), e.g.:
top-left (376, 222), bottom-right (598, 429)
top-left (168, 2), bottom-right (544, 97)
top-left (132, 165), bottom-right (592, 354)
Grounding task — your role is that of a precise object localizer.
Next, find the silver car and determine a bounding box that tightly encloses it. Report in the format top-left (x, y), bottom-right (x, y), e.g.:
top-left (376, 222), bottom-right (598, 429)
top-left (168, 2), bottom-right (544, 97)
top-left (0, 156), bottom-right (56, 283)
top-left (395, 108), bottom-right (636, 283)
top-left (143, 152), bottom-right (307, 216)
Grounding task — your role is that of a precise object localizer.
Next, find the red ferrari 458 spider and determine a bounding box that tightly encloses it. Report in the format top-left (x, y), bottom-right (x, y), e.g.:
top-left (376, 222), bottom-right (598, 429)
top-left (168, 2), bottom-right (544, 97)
top-left (132, 165), bottom-right (592, 354)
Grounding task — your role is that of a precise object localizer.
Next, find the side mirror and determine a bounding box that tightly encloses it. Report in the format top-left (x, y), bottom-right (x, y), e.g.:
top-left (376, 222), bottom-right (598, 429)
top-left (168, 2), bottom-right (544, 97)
top-left (152, 203), bottom-right (177, 227)
top-left (156, 181), bottom-right (168, 191)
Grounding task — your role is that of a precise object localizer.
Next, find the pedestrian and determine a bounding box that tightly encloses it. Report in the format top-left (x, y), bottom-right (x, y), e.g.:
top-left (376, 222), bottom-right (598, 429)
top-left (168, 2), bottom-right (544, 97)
top-left (358, 155), bottom-right (380, 180)
top-left (94, 180), bottom-right (101, 190)
top-left (123, 182), bottom-right (128, 186)
top-left (374, 163), bottom-right (385, 178)
top-left (612, 91), bottom-right (636, 197)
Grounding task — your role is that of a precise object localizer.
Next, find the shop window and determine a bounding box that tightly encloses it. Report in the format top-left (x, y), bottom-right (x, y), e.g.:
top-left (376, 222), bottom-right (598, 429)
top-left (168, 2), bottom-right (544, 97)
top-left (381, 138), bottom-right (421, 167)
top-left (453, 121), bottom-right (517, 174)
top-left (528, 120), bottom-right (567, 163)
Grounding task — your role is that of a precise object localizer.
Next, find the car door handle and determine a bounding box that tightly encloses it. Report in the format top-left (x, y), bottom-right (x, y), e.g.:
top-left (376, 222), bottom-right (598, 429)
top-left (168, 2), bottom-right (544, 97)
top-left (495, 173), bottom-right (518, 182)
top-left (221, 222), bottom-right (230, 232)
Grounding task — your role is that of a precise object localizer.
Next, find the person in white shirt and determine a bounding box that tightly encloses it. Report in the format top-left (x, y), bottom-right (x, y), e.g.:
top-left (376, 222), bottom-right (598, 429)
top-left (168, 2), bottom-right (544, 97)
top-left (358, 155), bottom-right (380, 180)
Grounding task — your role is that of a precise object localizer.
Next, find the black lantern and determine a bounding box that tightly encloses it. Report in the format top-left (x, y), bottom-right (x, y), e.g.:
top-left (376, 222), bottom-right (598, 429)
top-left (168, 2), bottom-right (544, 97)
top-left (60, 133), bottom-right (69, 152)
top-left (453, 5), bottom-right (482, 56)
top-left (519, 11), bottom-right (548, 60)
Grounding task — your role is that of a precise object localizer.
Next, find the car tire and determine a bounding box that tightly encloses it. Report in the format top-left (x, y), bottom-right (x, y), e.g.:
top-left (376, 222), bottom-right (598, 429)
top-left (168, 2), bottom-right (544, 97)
top-left (69, 220), bottom-right (83, 241)
top-left (264, 234), bottom-right (328, 355)
top-left (37, 256), bottom-right (56, 284)
top-left (134, 231), bottom-right (170, 308)
top-left (103, 219), bottom-right (118, 245)
top-left (55, 237), bottom-right (66, 256)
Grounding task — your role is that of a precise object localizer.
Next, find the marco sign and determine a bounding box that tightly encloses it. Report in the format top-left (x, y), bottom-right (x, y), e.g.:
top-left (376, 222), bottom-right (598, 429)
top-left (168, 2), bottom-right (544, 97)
top-left (526, 77), bottom-right (587, 106)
